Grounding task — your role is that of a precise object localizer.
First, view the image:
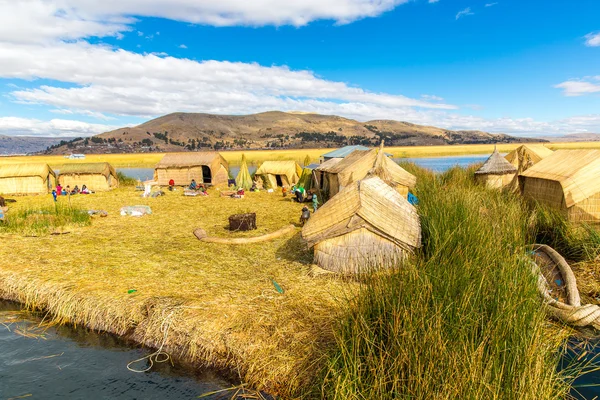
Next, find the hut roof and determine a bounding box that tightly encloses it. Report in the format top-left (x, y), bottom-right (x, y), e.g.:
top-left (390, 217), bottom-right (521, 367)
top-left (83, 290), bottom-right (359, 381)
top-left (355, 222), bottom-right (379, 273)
top-left (314, 157), bottom-right (343, 172)
top-left (322, 150), bottom-right (370, 174)
top-left (0, 163), bottom-right (55, 179)
top-left (302, 176), bottom-right (421, 250)
top-left (475, 148), bottom-right (517, 175)
top-left (520, 149), bottom-right (600, 208)
top-left (255, 161), bottom-right (302, 178)
top-left (156, 152), bottom-right (226, 168)
top-left (59, 162), bottom-right (116, 178)
top-left (321, 145), bottom-right (371, 159)
top-left (505, 144), bottom-right (553, 166)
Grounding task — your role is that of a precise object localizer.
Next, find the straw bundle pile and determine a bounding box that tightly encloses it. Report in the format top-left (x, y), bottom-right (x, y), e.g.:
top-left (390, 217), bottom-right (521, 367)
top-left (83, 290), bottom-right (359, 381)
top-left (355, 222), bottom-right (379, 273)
top-left (302, 176), bottom-right (421, 274)
top-left (254, 161), bottom-right (302, 188)
top-left (520, 149), bottom-right (600, 222)
top-left (0, 163), bottom-right (56, 195)
top-left (474, 147), bottom-right (517, 189)
top-left (235, 154), bottom-right (253, 190)
top-left (58, 162), bottom-right (118, 191)
top-left (154, 152), bottom-right (229, 186)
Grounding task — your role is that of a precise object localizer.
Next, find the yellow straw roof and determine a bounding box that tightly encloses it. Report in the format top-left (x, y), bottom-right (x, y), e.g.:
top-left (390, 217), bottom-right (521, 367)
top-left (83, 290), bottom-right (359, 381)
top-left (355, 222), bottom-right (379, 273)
top-left (302, 176), bottom-right (421, 250)
top-left (156, 152), bottom-right (226, 168)
top-left (505, 144), bottom-right (553, 166)
top-left (59, 162), bottom-right (116, 178)
top-left (0, 163), bottom-right (55, 179)
top-left (520, 149), bottom-right (600, 208)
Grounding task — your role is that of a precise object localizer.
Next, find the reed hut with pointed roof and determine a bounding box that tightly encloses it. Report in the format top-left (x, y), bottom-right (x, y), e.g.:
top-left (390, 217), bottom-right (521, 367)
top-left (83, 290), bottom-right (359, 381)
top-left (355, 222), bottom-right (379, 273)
top-left (302, 176), bottom-right (421, 274)
top-left (235, 154), bottom-right (253, 190)
top-left (520, 149), bottom-right (600, 222)
top-left (58, 162), bottom-right (118, 191)
top-left (0, 163), bottom-right (56, 195)
top-left (505, 144), bottom-right (554, 173)
top-left (314, 144), bottom-right (416, 199)
top-left (474, 147), bottom-right (517, 189)
top-left (254, 161), bottom-right (302, 189)
top-left (154, 152), bottom-right (229, 186)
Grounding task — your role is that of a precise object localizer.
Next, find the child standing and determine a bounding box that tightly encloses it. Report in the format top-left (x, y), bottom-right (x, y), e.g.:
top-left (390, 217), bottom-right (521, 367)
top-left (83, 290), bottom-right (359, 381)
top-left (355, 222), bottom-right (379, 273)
top-left (312, 193), bottom-right (319, 213)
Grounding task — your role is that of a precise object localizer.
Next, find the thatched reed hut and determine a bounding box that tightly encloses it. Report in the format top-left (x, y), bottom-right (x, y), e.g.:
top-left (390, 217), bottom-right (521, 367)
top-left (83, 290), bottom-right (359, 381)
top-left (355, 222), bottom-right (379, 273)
top-left (474, 147), bottom-right (517, 189)
top-left (505, 144), bottom-right (554, 173)
top-left (314, 145), bottom-right (415, 199)
top-left (321, 145), bottom-right (370, 161)
top-left (235, 154), bottom-right (253, 190)
top-left (58, 162), bottom-right (118, 191)
top-left (302, 176), bottom-right (421, 274)
top-left (154, 152), bottom-right (229, 186)
top-left (520, 150), bottom-right (600, 222)
top-left (254, 161), bottom-right (302, 188)
top-left (0, 163), bottom-right (56, 195)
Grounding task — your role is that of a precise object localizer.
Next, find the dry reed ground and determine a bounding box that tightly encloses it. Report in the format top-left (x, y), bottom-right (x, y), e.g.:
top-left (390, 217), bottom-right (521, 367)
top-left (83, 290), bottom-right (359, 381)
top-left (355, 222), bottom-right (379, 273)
top-left (0, 187), bottom-right (351, 396)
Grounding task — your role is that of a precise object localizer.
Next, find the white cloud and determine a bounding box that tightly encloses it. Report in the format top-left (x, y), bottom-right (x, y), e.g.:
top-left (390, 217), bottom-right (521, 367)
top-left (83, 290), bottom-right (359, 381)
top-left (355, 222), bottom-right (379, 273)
top-left (0, 0), bottom-right (409, 46)
top-left (178, 44), bottom-right (187, 49)
top-left (0, 117), bottom-right (117, 137)
top-left (456, 7), bottom-right (474, 20)
top-left (421, 94), bottom-right (444, 101)
top-left (428, 0), bottom-right (439, 3)
top-left (485, 2), bottom-right (498, 7)
top-left (585, 32), bottom-right (600, 47)
top-left (555, 77), bottom-right (600, 96)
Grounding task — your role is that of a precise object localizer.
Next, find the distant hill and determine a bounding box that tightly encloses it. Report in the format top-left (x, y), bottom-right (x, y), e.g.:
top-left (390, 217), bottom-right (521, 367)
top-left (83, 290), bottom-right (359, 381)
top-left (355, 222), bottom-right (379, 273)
top-left (42, 111), bottom-right (544, 154)
top-left (542, 133), bottom-right (600, 142)
top-left (0, 135), bottom-right (75, 155)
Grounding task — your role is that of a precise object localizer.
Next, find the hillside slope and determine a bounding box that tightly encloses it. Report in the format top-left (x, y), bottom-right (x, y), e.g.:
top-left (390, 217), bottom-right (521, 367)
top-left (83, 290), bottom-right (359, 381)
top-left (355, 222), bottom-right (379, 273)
top-left (43, 111), bottom-right (542, 154)
top-left (0, 135), bottom-right (75, 155)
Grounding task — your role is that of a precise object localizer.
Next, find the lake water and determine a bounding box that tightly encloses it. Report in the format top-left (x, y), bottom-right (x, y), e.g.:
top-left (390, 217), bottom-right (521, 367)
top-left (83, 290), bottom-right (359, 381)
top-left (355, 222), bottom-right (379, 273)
top-left (0, 301), bottom-right (230, 399)
top-left (117, 154), bottom-right (491, 181)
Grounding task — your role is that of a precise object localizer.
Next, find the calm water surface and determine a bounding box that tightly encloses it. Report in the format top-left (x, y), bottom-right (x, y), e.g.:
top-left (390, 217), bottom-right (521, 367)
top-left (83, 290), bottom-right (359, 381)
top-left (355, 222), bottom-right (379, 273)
top-left (0, 301), bottom-right (230, 399)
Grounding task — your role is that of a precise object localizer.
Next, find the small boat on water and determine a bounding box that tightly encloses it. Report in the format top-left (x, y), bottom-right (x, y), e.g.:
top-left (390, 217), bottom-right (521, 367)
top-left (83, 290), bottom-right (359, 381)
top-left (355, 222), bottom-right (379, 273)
top-left (530, 244), bottom-right (600, 330)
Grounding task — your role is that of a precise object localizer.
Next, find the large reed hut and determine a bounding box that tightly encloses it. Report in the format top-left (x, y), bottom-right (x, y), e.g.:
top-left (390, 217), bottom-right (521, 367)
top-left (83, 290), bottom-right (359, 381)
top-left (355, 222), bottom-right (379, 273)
top-left (58, 162), bottom-right (118, 191)
top-left (0, 163), bottom-right (56, 195)
top-left (314, 145), bottom-right (415, 199)
top-left (154, 152), bottom-right (229, 186)
top-left (302, 176), bottom-right (421, 274)
top-left (520, 150), bottom-right (600, 222)
top-left (254, 161), bottom-right (302, 188)
top-left (474, 147), bottom-right (517, 189)
top-left (505, 144), bottom-right (554, 173)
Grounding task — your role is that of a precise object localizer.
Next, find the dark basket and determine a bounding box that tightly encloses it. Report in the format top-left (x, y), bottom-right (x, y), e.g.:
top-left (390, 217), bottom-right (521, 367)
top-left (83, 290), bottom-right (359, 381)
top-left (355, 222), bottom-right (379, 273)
top-left (229, 213), bottom-right (257, 231)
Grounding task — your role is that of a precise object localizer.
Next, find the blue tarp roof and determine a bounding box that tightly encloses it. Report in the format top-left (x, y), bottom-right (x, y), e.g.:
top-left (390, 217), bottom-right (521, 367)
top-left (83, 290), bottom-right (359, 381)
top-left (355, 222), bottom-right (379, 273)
top-left (321, 145), bottom-right (371, 159)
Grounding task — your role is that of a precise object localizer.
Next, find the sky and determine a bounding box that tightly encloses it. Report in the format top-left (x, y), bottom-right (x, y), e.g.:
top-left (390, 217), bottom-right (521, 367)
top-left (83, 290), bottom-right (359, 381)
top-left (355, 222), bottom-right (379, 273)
top-left (0, 0), bottom-right (599, 137)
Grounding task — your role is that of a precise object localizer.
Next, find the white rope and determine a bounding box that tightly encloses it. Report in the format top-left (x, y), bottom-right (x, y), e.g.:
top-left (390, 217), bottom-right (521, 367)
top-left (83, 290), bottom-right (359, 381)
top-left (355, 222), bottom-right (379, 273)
top-left (127, 310), bottom-right (174, 373)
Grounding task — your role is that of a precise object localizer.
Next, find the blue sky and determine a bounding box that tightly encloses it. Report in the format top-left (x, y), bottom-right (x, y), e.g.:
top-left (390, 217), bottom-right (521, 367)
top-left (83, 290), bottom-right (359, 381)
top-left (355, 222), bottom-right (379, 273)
top-left (0, 0), bottom-right (599, 137)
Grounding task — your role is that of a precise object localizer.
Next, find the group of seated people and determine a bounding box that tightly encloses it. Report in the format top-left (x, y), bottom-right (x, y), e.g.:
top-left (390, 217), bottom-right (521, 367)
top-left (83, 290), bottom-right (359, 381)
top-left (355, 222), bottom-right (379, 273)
top-left (188, 179), bottom-right (208, 195)
top-left (53, 184), bottom-right (92, 197)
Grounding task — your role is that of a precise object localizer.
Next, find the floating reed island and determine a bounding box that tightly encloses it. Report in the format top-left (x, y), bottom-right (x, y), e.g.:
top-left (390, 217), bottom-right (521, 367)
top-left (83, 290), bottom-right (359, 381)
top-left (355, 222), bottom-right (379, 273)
top-left (1, 145), bottom-right (600, 398)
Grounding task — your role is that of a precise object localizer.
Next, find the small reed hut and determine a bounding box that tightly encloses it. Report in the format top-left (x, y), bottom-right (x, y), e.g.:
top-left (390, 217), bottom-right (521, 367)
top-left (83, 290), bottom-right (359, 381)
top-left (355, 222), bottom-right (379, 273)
top-left (474, 147), bottom-right (517, 189)
top-left (314, 144), bottom-right (415, 199)
top-left (154, 152), bottom-right (229, 186)
top-left (520, 149), bottom-right (600, 222)
top-left (302, 176), bottom-right (421, 274)
top-left (254, 161), bottom-right (302, 189)
top-left (235, 154), bottom-right (253, 190)
top-left (58, 162), bottom-right (118, 191)
top-left (505, 144), bottom-right (554, 173)
top-left (0, 163), bottom-right (56, 195)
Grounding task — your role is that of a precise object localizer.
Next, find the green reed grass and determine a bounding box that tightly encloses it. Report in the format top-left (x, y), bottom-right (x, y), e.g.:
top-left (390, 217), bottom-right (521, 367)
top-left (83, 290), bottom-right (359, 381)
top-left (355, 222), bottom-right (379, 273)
top-left (317, 166), bottom-right (573, 399)
top-left (0, 203), bottom-right (91, 236)
top-left (117, 171), bottom-right (138, 186)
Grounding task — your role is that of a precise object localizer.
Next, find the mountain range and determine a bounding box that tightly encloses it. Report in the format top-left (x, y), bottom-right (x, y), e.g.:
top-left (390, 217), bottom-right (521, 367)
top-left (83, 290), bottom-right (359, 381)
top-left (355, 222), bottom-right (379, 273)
top-left (0, 135), bottom-right (75, 155)
top-left (40, 111), bottom-right (544, 155)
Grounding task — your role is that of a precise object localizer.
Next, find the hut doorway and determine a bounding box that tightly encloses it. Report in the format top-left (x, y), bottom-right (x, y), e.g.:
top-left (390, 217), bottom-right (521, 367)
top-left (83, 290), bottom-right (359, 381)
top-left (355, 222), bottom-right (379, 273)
top-left (275, 175), bottom-right (283, 187)
top-left (202, 166), bottom-right (212, 184)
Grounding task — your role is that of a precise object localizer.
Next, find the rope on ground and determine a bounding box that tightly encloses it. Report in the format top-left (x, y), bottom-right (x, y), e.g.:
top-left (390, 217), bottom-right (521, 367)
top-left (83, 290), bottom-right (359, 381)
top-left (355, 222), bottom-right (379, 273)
top-left (126, 310), bottom-right (174, 373)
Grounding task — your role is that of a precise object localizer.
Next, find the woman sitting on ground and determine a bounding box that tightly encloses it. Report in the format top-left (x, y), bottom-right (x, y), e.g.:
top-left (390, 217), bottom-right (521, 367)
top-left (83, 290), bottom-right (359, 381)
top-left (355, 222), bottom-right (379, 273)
top-left (56, 184), bottom-right (62, 196)
top-left (81, 185), bottom-right (90, 194)
top-left (72, 185), bottom-right (80, 194)
top-left (189, 179), bottom-right (198, 190)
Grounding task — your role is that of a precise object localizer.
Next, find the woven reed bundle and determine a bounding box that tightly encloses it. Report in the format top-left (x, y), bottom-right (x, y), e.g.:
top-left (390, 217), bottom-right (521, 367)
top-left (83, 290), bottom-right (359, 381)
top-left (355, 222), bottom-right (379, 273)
top-left (531, 244), bottom-right (600, 330)
top-left (235, 154), bottom-right (253, 190)
top-left (475, 147), bottom-right (517, 175)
